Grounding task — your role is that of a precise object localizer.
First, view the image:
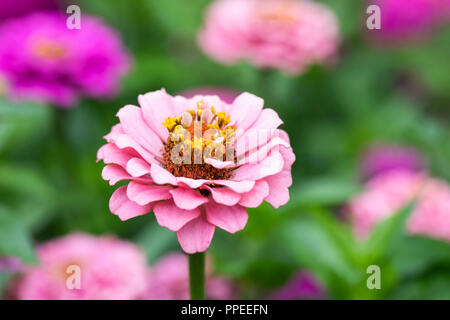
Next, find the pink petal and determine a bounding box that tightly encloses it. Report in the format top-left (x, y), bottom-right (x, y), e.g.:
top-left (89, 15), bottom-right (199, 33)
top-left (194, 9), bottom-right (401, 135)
top-left (213, 179), bottom-right (255, 193)
top-left (109, 186), bottom-right (152, 221)
top-left (177, 216), bottom-right (215, 254)
top-left (154, 200), bottom-right (201, 232)
top-left (115, 134), bottom-right (159, 165)
top-left (126, 157), bottom-right (151, 177)
top-left (204, 158), bottom-right (236, 169)
top-left (126, 181), bottom-right (172, 206)
top-left (206, 186), bottom-right (241, 206)
top-left (239, 180), bottom-right (270, 208)
top-left (265, 170), bottom-right (292, 209)
top-left (233, 151), bottom-right (284, 181)
top-left (205, 203), bottom-right (248, 233)
top-left (230, 92), bottom-right (264, 132)
top-left (104, 124), bottom-right (125, 142)
top-left (102, 165), bottom-right (131, 186)
top-left (117, 105), bottom-right (163, 155)
top-left (139, 89), bottom-right (178, 141)
top-left (169, 188), bottom-right (209, 210)
top-left (150, 164), bottom-right (178, 185)
top-left (97, 143), bottom-right (134, 167)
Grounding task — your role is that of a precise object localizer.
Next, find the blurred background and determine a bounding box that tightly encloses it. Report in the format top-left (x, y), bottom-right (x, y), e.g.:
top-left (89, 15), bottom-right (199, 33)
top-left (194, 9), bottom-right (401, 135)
top-left (0, 0), bottom-right (449, 300)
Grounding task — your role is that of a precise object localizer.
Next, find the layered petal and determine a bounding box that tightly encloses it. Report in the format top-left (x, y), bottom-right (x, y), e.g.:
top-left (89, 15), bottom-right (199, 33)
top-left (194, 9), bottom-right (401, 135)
top-left (109, 186), bottom-right (152, 221)
top-left (154, 200), bottom-right (201, 232)
top-left (206, 203), bottom-right (248, 233)
top-left (177, 216), bottom-right (215, 254)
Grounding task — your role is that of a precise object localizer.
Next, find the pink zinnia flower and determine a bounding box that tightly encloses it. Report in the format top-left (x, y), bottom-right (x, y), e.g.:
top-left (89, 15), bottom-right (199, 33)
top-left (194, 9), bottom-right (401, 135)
top-left (97, 89), bottom-right (295, 253)
top-left (13, 234), bottom-right (148, 300)
top-left (0, 12), bottom-right (131, 107)
top-left (198, 0), bottom-right (340, 75)
top-left (369, 0), bottom-right (448, 42)
top-left (360, 144), bottom-right (426, 180)
top-left (348, 170), bottom-right (450, 241)
top-left (142, 253), bottom-right (234, 300)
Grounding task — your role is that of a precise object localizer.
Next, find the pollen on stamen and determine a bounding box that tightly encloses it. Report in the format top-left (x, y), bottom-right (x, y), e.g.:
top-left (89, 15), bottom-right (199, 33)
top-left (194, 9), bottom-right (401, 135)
top-left (161, 105), bottom-right (236, 180)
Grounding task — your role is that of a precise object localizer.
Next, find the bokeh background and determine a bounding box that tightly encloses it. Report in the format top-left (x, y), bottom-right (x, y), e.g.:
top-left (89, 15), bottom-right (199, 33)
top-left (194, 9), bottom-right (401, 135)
top-left (1, 0), bottom-right (450, 299)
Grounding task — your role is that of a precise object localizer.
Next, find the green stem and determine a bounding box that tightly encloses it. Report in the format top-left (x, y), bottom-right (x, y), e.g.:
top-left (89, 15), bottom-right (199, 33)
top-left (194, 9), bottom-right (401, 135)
top-left (189, 252), bottom-right (205, 300)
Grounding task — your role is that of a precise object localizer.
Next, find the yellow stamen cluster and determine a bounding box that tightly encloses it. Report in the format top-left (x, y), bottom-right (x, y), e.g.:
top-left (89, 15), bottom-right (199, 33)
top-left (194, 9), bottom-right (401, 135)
top-left (162, 103), bottom-right (236, 155)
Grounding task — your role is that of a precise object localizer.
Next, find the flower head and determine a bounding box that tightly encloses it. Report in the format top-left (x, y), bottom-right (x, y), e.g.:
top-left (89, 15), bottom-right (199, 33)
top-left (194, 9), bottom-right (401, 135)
top-left (13, 234), bottom-right (148, 300)
top-left (97, 89), bottom-right (295, 253)
top-left (142, 253), bottom-right (234, 299)
top-left (0, 12), bottom-right (131, 107)
top-left (348, 170), bottom-right (450, 241)
top-left (197, 0), bottom-right (340, 75)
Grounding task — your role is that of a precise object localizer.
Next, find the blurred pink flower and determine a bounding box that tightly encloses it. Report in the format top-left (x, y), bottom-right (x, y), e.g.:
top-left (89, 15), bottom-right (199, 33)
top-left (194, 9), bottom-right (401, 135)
top-left (198, 0), bottom-right (340, 75)
top-left (14, 234), bottom-right (148, 300)
top-left (0, 0), bottom-right (58, 21)
top-left (142, 253), bottom-right (234, 300)
top-left (369, 0), bottom-right (448, 42)
top-left (270, 271), bottom-right (325, 300)
top-left (348, 170), bottom-right (450, 241)
top-left (180, 87), bottom-right (239, 104)
top-left (97, 89), bottom-right (295, 253)
top-left (0, 12), bottom-right (131, 107)
top-left (360, 144), bottom-right (426, 180)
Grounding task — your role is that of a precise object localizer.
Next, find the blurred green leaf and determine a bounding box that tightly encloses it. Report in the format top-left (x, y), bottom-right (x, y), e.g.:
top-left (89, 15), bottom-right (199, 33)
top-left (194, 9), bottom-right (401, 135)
top-left (0, 208), bottom-right (36, 263)
top-left (0, 100), bottom-right (51, 152)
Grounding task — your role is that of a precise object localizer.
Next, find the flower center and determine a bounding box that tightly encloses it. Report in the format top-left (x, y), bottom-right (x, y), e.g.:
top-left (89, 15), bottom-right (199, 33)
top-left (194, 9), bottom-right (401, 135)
top-left (161, 101), bottom-right (236, 180)
top-left (256, 0), bottom-right (297, 24)
top-left (33, 40), bottom-right (68, 61)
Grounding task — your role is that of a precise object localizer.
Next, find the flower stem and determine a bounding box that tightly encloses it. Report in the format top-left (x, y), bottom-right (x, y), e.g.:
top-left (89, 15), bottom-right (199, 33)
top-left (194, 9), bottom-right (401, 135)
top-left (189, 252), bottom-right (205, 300)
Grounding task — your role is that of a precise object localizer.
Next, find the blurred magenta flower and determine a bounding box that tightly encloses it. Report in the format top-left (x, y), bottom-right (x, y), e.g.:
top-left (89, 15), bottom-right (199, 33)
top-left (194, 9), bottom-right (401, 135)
top-left (0, 12), bottom-right (131, 107)
top-left (370, 0), bottom-right (448, 42)
top-left (97, 89), bottom-right (295, 253)
top-left (0, 0), bottom-right (58, 21)
top-left (14, 234), bottom-right (148, 300)
top-left (142, 253), bottom-right (234, 300)
top-left (180, 87), bottom-right (239, 104)
top-left (198, 0), bottom-right (340, 75)
top-left (348, 170), bottom-right (450, 241)
top-left (270, 271), bottom-right (325, 300)
top-left (360, 144), bottom-right (426, 180)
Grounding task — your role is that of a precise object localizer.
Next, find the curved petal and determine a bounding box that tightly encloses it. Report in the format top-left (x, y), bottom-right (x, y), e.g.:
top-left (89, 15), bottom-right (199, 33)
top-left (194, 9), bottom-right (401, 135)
top-left (127, 181), bottom-right (172, 206)
top-left (139, 89), bottom-right (180, 141)
top-left (239, 180), bottom-right (269, 208)
top-left (97, 143), bottom-right (135, 167)
top-left (205, 203), bottom-right (248, 233)
top-left (102, 165), bottom-right (131, 186)
top-left (115, 134), bottom-right (159, 165)
top-left (212, 179), bottom-right (255, 193)
top-left (150, 164), bottom-right (178, 185)
top-left (117, 105), bottom-right (163, 155)
top-left (204, 158), bottom-right (235, 169)
top-left (154, 200), bottom-right (200, 232)
top-left (230, 92), bottom-right (264, 133)
top-left (206, 186), bottom-right (241, 206)
top-left (233, 151), bottom-right (284, 181)
top-left (265, 170), bottom-right (292, 209)
top-left (109, 186), bottom-right (152, 221)
top-left (169, 187), bottom-right (209, 210)
top-left (126, 157), bottom-right (151, 177)
top-left (177, 216), bottom-right (215, 254)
